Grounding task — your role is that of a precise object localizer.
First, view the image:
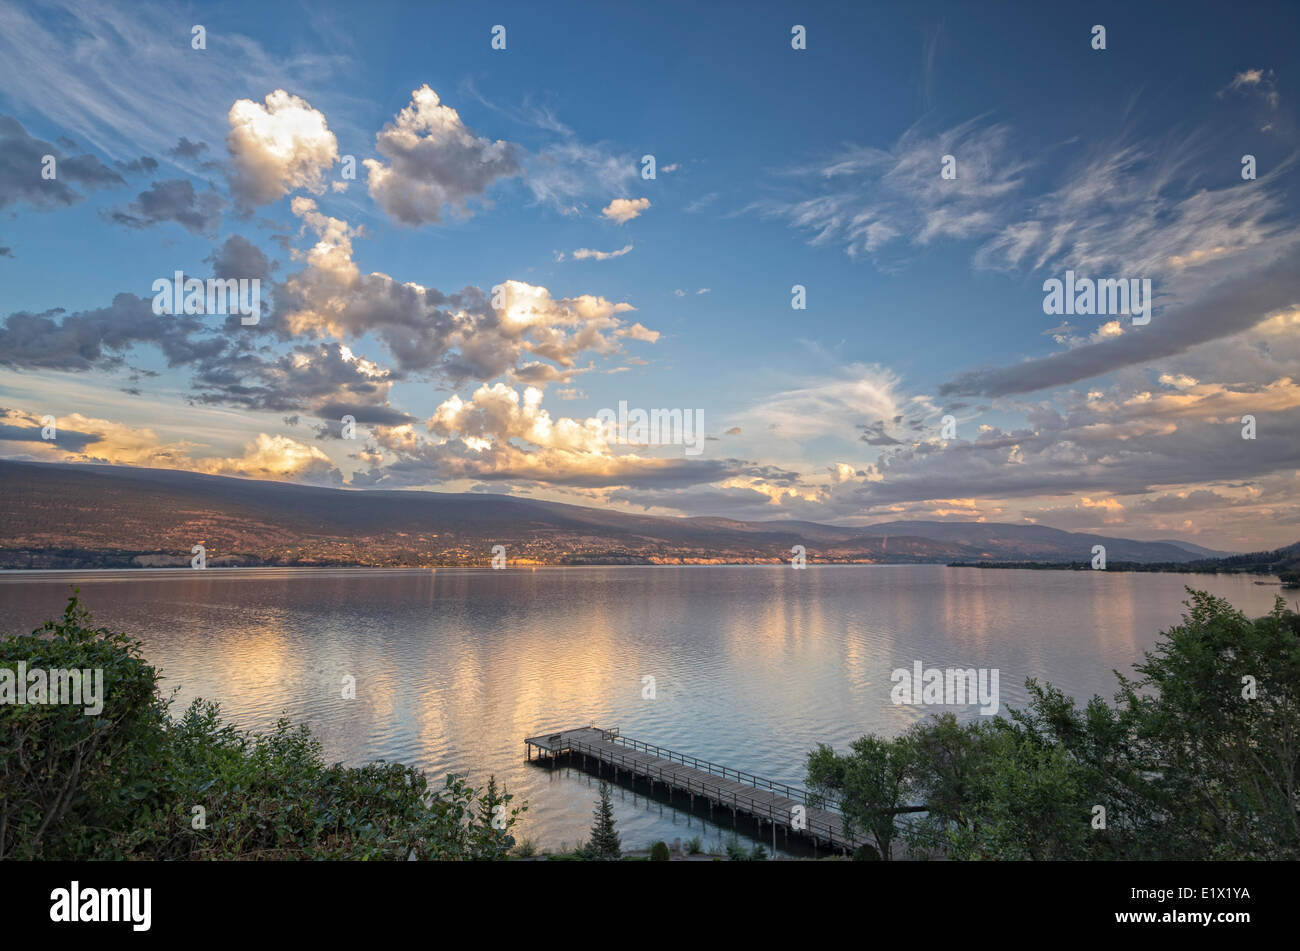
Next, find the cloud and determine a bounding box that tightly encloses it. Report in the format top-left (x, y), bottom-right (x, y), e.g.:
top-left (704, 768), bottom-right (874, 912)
top-left (0, 0), bottom-right (347, 162)
top-left (736, 364), bottom-right (905, 442)
top-left (193, 432), bottom-right (340, 482)
top-left (972, 142), bottom-right (1296, 290)
top-left (570, 244), bottom-right (633, 261)
top-left (524, 141), bottom-right (635, 213)
top-left (167, 137), bottom-right (209, 160)
top-left (363, 85), bottom-right (519, 226)
top-left (275, 199), bottom-right (656, 380)
top-left (226, 90), bottom-right (339, 208)
top-left (0, 293), bottom-right (213, 372)
top-left (107, 178), bottom-right (224, 235)
top-left (207, 234), bottom-right (272, 284)
top-left (1218, 68), bottom-right (1279, 108)
top-left (941, 251), bottom-right (1300, 397)
top-left (751, 118), bottom-right (1028, 261)
top-left (0, 408), bottom-right (340, 483)
top-left (601, 197), bottom-right (650, 224)
top-left (0, 114), bottom-right (124, 211)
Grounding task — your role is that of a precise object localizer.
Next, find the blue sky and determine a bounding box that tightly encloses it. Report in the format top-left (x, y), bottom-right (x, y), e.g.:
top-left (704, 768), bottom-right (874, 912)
top-left (2, 0), bottom-right (1299, 550)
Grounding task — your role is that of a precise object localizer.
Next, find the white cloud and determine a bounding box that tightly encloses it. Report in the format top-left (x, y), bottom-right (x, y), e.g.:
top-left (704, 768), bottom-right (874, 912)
top-left (226, 90), bottom-right (339, 207)
top-left (602, 197), bottom-right (650, 224)
top-left (570, 244), bottom-right (633, 261)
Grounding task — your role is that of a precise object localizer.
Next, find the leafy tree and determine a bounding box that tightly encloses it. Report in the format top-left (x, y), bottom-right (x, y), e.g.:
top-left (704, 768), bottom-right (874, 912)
top-left (585, 781), bottom-right (621, 860)
top-left (1115, 592), bottom-right (1300, 858)
top-left (807, 733), bottom-right (913, 859)
top-left (810, 590), bottom-right (1300, 861)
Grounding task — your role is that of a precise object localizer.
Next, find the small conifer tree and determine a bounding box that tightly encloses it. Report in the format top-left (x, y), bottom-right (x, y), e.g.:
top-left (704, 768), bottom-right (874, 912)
top-left (586, 781), bottom-right (621, 860)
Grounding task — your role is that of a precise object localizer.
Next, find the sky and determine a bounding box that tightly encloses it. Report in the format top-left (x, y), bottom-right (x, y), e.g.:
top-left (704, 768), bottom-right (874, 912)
top-left (1, 0), bottom-right (1299, 551)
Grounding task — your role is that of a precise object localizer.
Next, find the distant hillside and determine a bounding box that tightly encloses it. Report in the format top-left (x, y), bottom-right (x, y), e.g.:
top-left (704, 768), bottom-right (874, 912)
top-left (0, 459), bottom-right (1234, 569)
top-left (953, 542), bottom-right (1300, 584)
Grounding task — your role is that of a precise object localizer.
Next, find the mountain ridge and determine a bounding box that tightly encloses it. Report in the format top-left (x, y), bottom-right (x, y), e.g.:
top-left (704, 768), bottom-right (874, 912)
top-left (0, 459), bottom-right (1235, 568)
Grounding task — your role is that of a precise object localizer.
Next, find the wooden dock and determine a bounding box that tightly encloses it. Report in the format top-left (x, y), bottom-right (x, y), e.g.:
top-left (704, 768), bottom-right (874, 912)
top-left (525, 725), bottom-right (884, 853)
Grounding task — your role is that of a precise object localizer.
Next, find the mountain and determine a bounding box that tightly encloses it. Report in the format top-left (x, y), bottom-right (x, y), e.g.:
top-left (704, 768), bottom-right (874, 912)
top-left (0, 459), bottom-right (1234, 569)
top-left (861, 520), bottom-right (1232, 561)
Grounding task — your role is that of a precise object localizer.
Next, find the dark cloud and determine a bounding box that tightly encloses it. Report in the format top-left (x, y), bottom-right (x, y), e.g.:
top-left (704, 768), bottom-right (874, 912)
top-left (941, 250), bottom-right (1300, 397)
top-left (315, 403), bottom-right (416, 427)
top-left (0, 421), bottom-right (101, 453)
top-left (115, 156), bottom-right (159, 176)
top-left (207, 234), bottom-right (272, 283)
top-left (167, 137), bottom-right (209, 160)
top-left (858, 421), bottom-right (902, 445)
top-left (0, 294), bottom-right (213, 372)
top-left (0, 115), bottom-right (124, 210)
top-left (106, 178), bottom-right (224, 235)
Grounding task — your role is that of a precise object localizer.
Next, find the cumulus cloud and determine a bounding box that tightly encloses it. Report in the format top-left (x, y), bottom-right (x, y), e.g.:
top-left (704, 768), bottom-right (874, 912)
top-left (193, 432), bottom-right (339, 482)
top-left (275, 199), bottom-right (656, 380)
top-left (226, 90), bottom-right (338, 208)
top-left (363, 85), bottom-right (519, 226)
top-left (601, 197), bottom-right (649, 223)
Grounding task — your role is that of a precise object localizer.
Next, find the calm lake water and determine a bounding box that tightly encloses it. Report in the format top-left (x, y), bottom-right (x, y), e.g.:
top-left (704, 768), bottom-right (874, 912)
top-left (0, 566), bottom-right (1287, 854)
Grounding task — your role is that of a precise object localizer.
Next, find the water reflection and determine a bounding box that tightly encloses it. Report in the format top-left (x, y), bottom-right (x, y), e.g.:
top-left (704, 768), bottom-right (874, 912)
top-left (0, 565), bottom-right (1283, 852)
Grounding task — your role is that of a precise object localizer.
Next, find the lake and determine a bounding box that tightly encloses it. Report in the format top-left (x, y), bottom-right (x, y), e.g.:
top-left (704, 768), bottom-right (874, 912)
top-left (0, 565), bottom-right (1286, 855)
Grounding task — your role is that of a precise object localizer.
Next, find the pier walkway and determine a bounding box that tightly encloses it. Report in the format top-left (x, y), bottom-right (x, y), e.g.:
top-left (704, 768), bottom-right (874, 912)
top-left (525, 725), bottom-right (912, 852)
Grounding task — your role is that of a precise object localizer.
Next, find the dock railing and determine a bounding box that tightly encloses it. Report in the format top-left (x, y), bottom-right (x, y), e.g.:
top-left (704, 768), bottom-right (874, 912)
top-left (590, 729), bottom-right (842, 813)
top-left (566, 736), bottom-right (859, 846)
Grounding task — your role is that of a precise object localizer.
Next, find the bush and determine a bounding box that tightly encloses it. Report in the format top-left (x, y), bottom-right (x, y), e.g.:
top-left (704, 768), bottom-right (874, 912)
top-left (0, 592), bottom-right (525, 860)
top-left (649, 840), bottom-right (670, 861)
top-left (724, 835), bottom-right (768, 861)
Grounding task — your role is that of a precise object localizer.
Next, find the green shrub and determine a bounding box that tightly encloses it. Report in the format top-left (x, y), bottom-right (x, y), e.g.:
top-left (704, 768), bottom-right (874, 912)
top-left (0, 592), bottom-right (525, 860)
top-left (649, 840), bottom-right (670, 860)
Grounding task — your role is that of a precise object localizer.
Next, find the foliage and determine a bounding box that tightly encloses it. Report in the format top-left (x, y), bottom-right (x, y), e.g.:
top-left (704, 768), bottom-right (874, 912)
top-left (807, 733), bottom-right (913, 859)
top-left (809, 590), bottom-right (1300, 860)
top-left (724, 835), bottom-right (768, 860)
top-left (1, 592), bottom-right (167, 860)
top-left (1, 592), bottom-right (524, 860)
top-left (649, 840), bottom-right (670, 860)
